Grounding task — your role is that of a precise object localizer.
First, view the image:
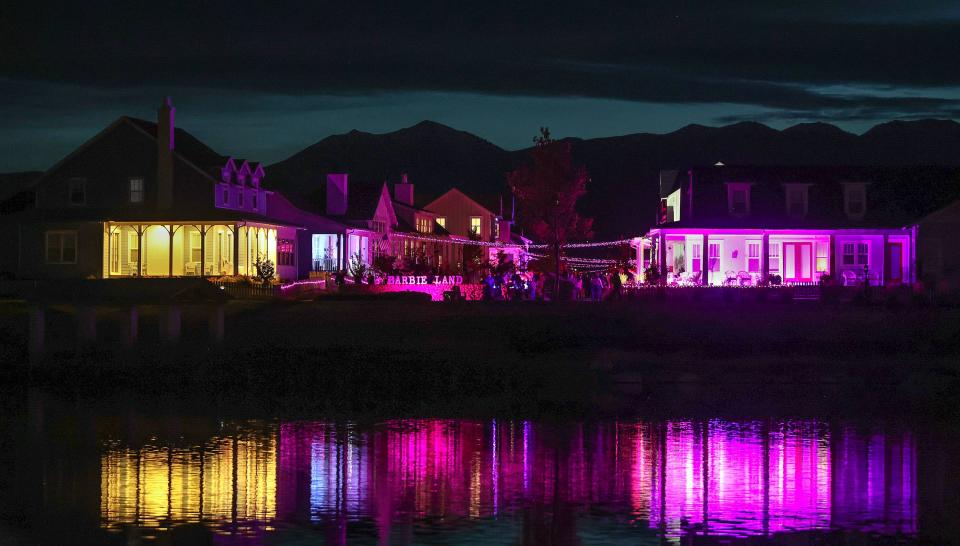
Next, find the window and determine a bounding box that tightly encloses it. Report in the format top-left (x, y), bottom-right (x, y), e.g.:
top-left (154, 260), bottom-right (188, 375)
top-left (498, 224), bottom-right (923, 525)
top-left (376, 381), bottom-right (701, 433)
top-left (785, 184), bottom-right (809, 217)
top-left (222, 188), bottom-right (229, 206)
top-left (708, 242), bottom-right (721, 272)
top-left (844, 183), bottom-right (867, 218)
top-left (129, 178), bottom-right (144, 203)
top-left (128, 232), bottom-right (139, 263)
top-left (190, 232), bottom-right (203, 263)
top-left (238, 191), bottom-right (244, 207)
top-left (68, 178), bottom-right (86, 205)
top-left (843, 242), bottom-right (869, 266)
top-left (726, 183), bottom-right (751, 215)
top-left (470, 216), bottom-right (482, 235)
top-left (109, 232), bottom-right (120, 274)
top-left (816, 242), bottom-right (829, 273)
top-left (436, 217), bottom-right (446, 229)
top-left (416, 217), bottom-right (432, 233)
top-left (665, 188), bottom-right (681, 222)
top-left (747, 241), bottom-right (761, 272)
top-left (45, 231), bottom-right (77, 264)
top-left (493, 220), bottom-right (500, 240)
top-left (278, 239), bottom-right (295, 266)
top-left (690, 243), bottom-right (701, 272)
top-left (252, 193), bottom-right (258, 211)
top-left (769, 243), bottom-right (781, 273)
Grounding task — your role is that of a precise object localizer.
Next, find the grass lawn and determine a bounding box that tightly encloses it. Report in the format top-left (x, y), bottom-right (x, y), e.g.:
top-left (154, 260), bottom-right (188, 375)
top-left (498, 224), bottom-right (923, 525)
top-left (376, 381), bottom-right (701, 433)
top-left (0, 298), bottom-right (958, 417)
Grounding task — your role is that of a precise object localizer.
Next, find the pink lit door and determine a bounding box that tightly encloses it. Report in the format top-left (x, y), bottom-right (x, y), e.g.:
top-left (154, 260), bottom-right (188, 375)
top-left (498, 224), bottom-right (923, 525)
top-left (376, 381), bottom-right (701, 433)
top-left (886, 242), bottom-right (903, 284)
top-left (782, 242), bottom-right (813, 282)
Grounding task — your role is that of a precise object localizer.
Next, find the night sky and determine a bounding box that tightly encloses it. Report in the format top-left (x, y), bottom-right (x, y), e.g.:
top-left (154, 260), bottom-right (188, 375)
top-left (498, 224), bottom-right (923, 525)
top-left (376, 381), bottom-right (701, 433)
top-left (3, 1), bottom-right (960, 171)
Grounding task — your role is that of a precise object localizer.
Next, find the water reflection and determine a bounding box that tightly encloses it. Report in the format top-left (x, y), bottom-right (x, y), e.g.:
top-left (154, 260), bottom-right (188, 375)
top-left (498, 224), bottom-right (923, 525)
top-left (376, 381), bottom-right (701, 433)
top-left (96, 419), bottom-right (917, 543)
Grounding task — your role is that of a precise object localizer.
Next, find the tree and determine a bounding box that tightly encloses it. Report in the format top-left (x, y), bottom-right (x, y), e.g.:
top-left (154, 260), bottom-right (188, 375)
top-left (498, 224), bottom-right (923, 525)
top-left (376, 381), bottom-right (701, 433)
top-left (508, 127), bottom-right (593, 299)
top-left (253, 255), bottom-right (275, 286)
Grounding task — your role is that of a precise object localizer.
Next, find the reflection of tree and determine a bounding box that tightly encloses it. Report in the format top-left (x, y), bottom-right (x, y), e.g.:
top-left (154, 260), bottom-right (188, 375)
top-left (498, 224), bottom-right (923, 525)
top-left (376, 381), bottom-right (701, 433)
top-left (519, 428), bottom-right (581, 546)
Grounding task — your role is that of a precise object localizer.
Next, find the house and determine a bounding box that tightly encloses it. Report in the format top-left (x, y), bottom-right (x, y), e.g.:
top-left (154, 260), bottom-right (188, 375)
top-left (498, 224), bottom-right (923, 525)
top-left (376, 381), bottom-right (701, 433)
top-left (632, 166), bottom-right (922, 286)
top-left (2, 98), bottom-right (304, 281)
top-left (916, 198), bottom-right (960, 292)
top-left (0, 98), bottom-right (479, 283)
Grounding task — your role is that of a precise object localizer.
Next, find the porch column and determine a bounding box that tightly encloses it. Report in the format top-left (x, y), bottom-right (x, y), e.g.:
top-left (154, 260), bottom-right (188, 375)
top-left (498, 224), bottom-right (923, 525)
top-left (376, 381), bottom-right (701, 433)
top-left (199, 225), bottom-right (207, 278)
top-left (233, 225), bottom-right (240, 276)
top-left (136, 225), bottom-right (144, 277)
top-left (881, 233), bottom-right (889, 286)
top-left (168, 224), bottom-right (175, 277)
top-left (657, 232), bottom-right (667, 284)
top-left (829, 234), bottom-right (837, 279)
top-left (761, 233), bottom-right (770, 281)
top-left (337, 234), bottom-right (344, 271)
top-left (702, 234), bottom-right (710, 286)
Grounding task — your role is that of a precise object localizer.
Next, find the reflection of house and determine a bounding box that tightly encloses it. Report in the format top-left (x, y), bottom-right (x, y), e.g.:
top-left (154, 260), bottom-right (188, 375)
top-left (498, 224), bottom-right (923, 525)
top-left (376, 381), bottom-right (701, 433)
top-left (633, 166), bottom-right (922, 286)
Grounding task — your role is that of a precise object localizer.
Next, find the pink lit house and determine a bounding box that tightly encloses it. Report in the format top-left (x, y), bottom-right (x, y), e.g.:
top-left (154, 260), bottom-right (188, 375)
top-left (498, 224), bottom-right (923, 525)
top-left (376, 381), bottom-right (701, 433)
top-left (632, 166), bottom-right (918, 286)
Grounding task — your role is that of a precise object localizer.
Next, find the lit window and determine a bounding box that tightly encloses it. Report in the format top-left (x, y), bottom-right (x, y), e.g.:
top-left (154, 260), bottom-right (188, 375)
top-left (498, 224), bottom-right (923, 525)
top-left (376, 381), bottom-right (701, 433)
top-left (816, 243), bottom-right (829, 272)
top-left (278, 239), bottom-right (295, 266)
top-left (128, 232), bottom-right (139, 263)
top-left (470, 216), bottom-right (481, 235)
top-left (109, 232), bottom-right (120, 274)
top-left (68, 178), bottom-right (86, 205)
top-left (769, 243), bottom-right (781, 273)
top-left (747, 241), bottom-right (761, 272)
top-left (129, 178), bottom-right (144, 203)
top-left (843, 242), bottom-right (869, 266)
top-left (691, 243), bottom-right (701, 272)
top-left (190, 232), bottom-right (202, 263)
top-left (45, 231), bottom-right (77, 264)
top-left (493, 221), bottom-right (500, 240)
top-left (708, 242), bottom-right (720, 272)
top-left (436, 217), bottom-right (446, 229)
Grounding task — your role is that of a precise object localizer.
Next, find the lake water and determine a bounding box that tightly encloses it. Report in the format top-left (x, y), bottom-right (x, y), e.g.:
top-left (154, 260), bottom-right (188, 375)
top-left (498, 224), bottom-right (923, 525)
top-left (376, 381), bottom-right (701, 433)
top-left (3, 396), bottom-right (957, 545)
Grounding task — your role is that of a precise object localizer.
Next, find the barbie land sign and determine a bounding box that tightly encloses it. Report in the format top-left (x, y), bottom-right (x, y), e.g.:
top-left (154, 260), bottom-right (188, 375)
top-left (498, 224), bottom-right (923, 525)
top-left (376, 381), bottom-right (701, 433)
top-left (386, 275), bottom-right (463, 285)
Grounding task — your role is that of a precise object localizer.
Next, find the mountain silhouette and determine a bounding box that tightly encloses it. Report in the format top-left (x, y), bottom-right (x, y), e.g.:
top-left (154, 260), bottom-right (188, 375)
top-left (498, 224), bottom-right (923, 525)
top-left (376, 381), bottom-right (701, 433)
top-left (267, 118), bottom-right (960, 238)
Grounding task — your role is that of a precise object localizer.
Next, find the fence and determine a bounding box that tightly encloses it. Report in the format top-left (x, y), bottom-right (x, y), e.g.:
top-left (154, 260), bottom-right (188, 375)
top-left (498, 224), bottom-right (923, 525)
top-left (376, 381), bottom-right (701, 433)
top-left (209, 280), bottom-right (280, 299)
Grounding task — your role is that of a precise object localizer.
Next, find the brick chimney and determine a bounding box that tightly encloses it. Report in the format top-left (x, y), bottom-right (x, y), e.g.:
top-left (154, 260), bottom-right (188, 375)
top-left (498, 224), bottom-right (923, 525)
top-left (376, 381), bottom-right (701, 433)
top-left (326, 173), bottom-right (349, 215)
top-left (497, 218), bottom-right (512, 243)
top-left (394, 173), bottom-right (414, 206)
top-left (157, 97), bottom-right (175, 209)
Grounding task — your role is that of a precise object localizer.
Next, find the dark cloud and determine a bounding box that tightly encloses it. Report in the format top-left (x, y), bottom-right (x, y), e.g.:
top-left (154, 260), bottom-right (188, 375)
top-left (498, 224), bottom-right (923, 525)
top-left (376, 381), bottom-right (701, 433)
top-left (1, 1), bottom-right (959, 169)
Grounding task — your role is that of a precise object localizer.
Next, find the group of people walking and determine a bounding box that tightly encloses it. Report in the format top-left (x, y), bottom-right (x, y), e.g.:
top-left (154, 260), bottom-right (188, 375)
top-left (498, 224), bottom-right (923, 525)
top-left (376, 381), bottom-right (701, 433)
top-left (482, 269), bottom-right (629, 302)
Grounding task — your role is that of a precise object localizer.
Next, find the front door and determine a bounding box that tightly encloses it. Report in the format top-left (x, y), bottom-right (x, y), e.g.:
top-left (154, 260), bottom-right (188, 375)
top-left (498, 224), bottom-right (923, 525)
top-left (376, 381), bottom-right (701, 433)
top-left (886, 242), bottom-right (903, 284)
top-left (782, 242), bottom-right (813, 283)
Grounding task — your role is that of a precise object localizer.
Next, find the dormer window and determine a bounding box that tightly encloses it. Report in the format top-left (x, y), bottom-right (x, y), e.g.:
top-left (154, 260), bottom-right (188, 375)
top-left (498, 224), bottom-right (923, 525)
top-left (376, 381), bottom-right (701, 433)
top-left (784, 184), bottom-right (810, 218)
top-left (843, 183), bottom-right (867, 219)
top-left (221, 168), bottom-right (232, 183)
top-left (726, 183), bottom-right (751, 216)
top-left (251, 176), bottom-right (261, 188)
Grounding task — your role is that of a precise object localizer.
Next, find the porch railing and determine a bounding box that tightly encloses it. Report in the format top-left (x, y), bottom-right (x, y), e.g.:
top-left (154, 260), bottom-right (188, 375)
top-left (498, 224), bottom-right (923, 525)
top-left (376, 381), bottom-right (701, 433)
top-left (208, 280), bottom-right (280, 298)
top-left (312, 259), bottom-right (339, 272)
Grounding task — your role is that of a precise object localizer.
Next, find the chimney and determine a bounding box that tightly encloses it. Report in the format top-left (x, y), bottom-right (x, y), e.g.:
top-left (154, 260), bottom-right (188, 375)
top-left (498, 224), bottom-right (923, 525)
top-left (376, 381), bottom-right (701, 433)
top-left (326, 173), bottom-right (349, 215)
top-left (157, 97), bottom-right (175, 209)
top-left (394, 173), bottom-right (414, 206)
top-left (497, 218), bottom-right (512, 243)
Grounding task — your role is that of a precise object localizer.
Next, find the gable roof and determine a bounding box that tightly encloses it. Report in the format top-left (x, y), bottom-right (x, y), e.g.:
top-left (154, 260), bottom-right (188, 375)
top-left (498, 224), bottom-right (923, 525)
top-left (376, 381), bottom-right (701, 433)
top-left (126, 117), bottom-right (227, 177)
top-left (424, 187), bottom-right (499, 217)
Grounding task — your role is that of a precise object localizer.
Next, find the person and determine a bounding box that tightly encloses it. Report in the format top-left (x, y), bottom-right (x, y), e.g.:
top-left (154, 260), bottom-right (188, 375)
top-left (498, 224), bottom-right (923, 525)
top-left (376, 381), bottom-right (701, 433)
top-left (609, 269), bottom-right (622, 300)
top-left (590, 273), bottom-right (603, 302)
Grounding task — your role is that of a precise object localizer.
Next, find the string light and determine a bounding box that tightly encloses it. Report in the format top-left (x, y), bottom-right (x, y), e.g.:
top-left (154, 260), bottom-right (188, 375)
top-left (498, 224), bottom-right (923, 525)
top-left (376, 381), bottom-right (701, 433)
top-left (390, 231), bottom-right (638, 250)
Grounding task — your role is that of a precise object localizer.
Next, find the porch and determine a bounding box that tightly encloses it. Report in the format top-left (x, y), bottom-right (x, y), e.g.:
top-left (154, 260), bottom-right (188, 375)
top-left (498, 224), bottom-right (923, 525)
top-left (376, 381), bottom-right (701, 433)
top-left (634, 229), bottom-right (914, 287)
top-left (103, 222), bottom-right (281, 279)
